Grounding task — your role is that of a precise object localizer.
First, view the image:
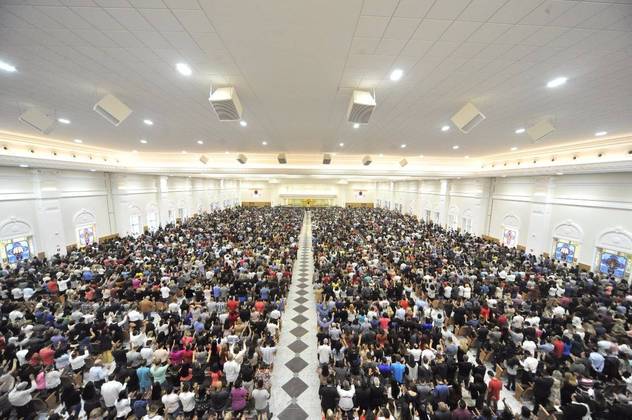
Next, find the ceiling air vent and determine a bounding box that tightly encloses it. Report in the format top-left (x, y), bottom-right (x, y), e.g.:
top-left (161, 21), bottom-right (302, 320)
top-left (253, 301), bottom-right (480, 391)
top-left (347, 90), bottom-right (376, 124)
top-left (451, 102), bottom-right (485, 133)
top-left (527, 119), bottom-right (555, 142)
top-left (209, 86), bottom-right (243, 121)
top-left (19, 108), bottom-right (55, 134)
top-left (93, 94), bottom-right (132, 126)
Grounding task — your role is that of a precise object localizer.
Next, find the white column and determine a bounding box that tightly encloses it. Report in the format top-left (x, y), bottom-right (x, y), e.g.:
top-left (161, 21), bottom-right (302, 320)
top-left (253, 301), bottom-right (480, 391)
top-left (32, 169), bottom-right (67, 257)
top-left (525, 176), bottom-right (555, 254)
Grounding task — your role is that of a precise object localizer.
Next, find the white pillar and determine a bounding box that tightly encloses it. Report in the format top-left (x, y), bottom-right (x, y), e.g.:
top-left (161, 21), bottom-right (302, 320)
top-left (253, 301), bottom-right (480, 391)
top-left (525, 176), bottom-right (555, 254)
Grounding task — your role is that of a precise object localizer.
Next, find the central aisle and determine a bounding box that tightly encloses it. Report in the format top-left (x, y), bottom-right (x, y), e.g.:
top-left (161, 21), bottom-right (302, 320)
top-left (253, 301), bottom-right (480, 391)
top-left (270, 211), bottom-right (320, 420)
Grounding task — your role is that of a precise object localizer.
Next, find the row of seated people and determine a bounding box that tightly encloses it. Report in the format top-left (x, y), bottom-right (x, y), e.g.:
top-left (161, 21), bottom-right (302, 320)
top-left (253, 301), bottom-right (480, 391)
top-left (310, 207), bottom-right (632, 420)
top-left (0, 207), bottom-right (303, 419)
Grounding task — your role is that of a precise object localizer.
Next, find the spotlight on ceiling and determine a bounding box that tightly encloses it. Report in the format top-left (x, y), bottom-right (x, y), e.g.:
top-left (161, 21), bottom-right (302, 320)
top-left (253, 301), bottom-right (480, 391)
top-left (240, 120), bottom-right (248, 127)
top-left (441, 125), bottom-right (450, 132)
top-left (57, 118), bottom-right (70, 124)
top-left (390, 68), bottom-right (404, 81)
top-left (176, 62), bottom-right (192, 76)
top-left (237, 154), bottom-right (247, 164)
top-left (0, 60), bottom-right (17, 72)
top-left (277, 153), bottom-right (287, 164)
top-left (362, 155), bottom-right (372, 166)
top-left (353, 123), bottom-right (360, 129)
top-left (547, 76), bottom-right (567, 88)
top-left (595, 131), bottom-right (607, 137)
top-left (515, 128), bottom-right (525, 134)
top-left (143, 119), bottom-right (153, 126)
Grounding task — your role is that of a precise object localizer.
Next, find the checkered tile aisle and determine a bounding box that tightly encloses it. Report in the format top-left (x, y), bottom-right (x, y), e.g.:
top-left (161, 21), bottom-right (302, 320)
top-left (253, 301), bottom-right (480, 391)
top-left (270, 211), bottom-right (320, 420)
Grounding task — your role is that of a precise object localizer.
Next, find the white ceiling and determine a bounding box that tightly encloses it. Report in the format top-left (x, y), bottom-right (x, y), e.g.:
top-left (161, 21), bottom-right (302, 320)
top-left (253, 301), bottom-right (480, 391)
top-left (1, 0), bottom-right (632, 159)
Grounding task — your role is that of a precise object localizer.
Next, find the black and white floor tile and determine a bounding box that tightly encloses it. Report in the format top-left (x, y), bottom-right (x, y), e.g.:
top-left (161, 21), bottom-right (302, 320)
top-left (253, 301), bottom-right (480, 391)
top-left (270, 211), bottom-right (320, 420)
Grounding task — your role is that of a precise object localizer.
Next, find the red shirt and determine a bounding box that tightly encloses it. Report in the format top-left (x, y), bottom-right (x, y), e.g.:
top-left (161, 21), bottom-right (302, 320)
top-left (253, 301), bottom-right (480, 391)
top-left (553, 339), bottom-right (564, 358)
top-left (488, 377), bottom-right (502, 401)
top-left (227, 299), bottom-right (239, 312)
top-left (255, 300), bottom-right (265, 313)
top-left (40, 346), bottom-right (56, 366)
top-left (379, 317), bottom-right (390, 330)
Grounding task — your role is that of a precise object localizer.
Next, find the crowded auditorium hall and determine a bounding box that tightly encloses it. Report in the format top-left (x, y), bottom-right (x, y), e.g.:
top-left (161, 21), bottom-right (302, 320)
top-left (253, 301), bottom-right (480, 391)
top-left (1, 1), bottom-right (632, 420)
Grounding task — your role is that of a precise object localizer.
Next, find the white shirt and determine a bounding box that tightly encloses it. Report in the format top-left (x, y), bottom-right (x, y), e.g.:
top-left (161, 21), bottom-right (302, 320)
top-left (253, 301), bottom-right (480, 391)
top-left (128, 310), bottom-right (143, 322)
top-left (223, 360), bottom-right (240, 383)
top-left (260, 346), bottom-right (277, 365)
top-left (101, 380), bottom-right (125, 408)
top-left (69, 351), bottom-right (90, 370)
top-left (160, 286), bottom-right (171, 299)
top-left (179, 391), bottom-right (196, 412)
top-left (318, 344), bottom-right (331, 364)
top-left (521, 356), bottom-right (538, 373)
top-left (162, 393), bottom-right (180, 414)
top-left (116, 398), bottom-right (131, 418)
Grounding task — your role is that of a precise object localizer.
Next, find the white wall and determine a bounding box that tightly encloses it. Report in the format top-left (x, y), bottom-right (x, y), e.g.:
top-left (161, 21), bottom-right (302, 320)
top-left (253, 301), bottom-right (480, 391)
top-left (239, 180), bottom-right (376, 206)
top-left (384, 173), bottom-right (632, 271)
top-left (0, 168), bottom-right (240, 258)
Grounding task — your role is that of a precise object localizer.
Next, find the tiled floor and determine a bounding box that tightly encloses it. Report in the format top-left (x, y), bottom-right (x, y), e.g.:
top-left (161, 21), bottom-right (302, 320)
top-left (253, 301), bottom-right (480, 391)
top-left (270, 211), bottom-right (320, 420)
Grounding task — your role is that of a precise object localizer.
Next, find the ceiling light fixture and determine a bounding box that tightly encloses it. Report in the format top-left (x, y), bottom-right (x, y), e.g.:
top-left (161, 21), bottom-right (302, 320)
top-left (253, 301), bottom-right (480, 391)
top-left (464, 155), bottom-right (470, 159)
top-left (262, 141), bottom-right (267, 145)
top-left (390, 68), bottom-right (404, 81)
top-left (547, 76), bottom-right (567, 88)
top-left (176, 62), bottom-right (192, 76)
top-left (379, 154), bottom-right (384, 157)
top-left (441, 125), bottom-right (450, 132)
top-left (140, 139), bottom-right (148, 144)
top-left (74, 139), bottom-right (83, 144)
top-left (339, 142), bottom-right (344, 147)
top-left (595, 131), bottom-right (607, 137)
top-left (401, 144), bottom-right (406, 148)
top-left (181, 150), bottom-right (187, 154)
top-left (515, 128), bottom-right (525, 134)
top-left (511, 146), bottom-right (518, 151)
top-left (143, 119), bottom-right (154, 126)
top-left (90, 169), bottom-right (96, 172)
top-left (57, 118), bottom-right (70, 124)
top-left (353, 123), bottom-right (360, 129)
top-left (132, 150), bottom-right (138, 153)
top-left (196, 140), bottom-right (204, 145)
top-left (452, 145), bottom-right (460, 150)
top-left (0, 60), bottom-right (17, 72)
top-left (419, 154), bottom-right (424, 158)
top-left (19, 164), bottom-right (29, 168)
top-left (556, 172), bottom-right (564, 175)
top-left (240, 120), bottom-right (247, 127)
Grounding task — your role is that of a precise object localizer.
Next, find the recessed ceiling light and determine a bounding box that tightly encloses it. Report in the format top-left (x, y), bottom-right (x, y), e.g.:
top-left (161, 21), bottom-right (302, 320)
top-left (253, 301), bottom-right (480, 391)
top-left (140, 139), bottom-right (148, 144)
top-left (511, 146), bottom-right (518, 151)
top-left (400, 144), bottom-right (407, 148)
top-left (353, 123), bottom-right (360, 129)
top-left (390, 68), bottom-right (404, 81)
top-left (57, 118), bottom-right (70, 124)
top-left (452, 145), bottom-right (460, 150)
top-left (464, 155), bottom-right (470, 159)
top-left (595, 131), bottom-right (607, 137)
top-left (19, 164), bottom-right (28, 168)
top-left (515, 128), bottom-right (525, 134)
top-left (240, 120), bottom-right (247, 127)
top-left (196, 140), bottom-right (204, 145)
top-left (0, 60), bottom-right (17, 72)
top-left (181, 150), bottom-right (187, 154)
top-left (143, 119), bottom-right (153, 126)
top-left (262, 141), bottom-right (267, 145)
top-left (339, 142), bottom-right (344, 147)
top-left (90, 169), bottom-right (96, 172)
top-left (556, 172), bottom-right (564, 176)
top-left (132, 150), bottom-right (138, 153)
top-left (441, 125), bottom-right (450, 132)
top-left (379, 153), bottom-right (384, 157)
top-left (176, 62), bottom-right (192, 76)
top-left (73, 139), bottom-right (83, 144)
top-left (547, 76), bottom-right (567, 88)
top-left (419, 154), bottom-right (424, 158)
top-left (225, 151), bottom-right (229, 154)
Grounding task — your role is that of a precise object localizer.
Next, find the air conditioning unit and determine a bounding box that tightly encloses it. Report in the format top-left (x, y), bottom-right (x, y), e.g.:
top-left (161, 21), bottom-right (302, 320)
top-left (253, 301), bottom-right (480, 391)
top-left (93, 94), bottom-right (132, 126)
top-left (277, 153), bottom-right (287, 164)
top-left (237, 154), bottom-right (247, 164)
top-left (19, 108), bottom-right (55, 134)
top-left (199, 155), bottom-right (208, 164)
top-left (362, 155), bottom-right (372, 166)
top-left (323, 153), bottom-right (332, 165)
top-left (209, 86), bottom-right (243, 121)
top-left (347, 90), bottom-right (376, 124)
top-left (527, 119), bottom-right (555, 142)
top-left (451, 102), bottom-right (485, 133)
top-left (399, 158), bottom-right (408, 167)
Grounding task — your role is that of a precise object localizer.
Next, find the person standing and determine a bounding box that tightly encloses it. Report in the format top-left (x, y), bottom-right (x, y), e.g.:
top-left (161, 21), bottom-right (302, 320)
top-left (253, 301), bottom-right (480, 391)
top-left (252, 379), bottom-right (271, 419)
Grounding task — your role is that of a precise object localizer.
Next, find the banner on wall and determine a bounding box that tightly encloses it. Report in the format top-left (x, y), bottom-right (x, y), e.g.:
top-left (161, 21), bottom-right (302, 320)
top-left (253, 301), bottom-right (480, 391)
top-left (6, 240), bottom-right (30, 264)
top-left (502, 228), bottom-right (518, 248)
top-left (599, 252), bottom-right (627, 278)
top-left (554, 241), bottom-right (576, 263)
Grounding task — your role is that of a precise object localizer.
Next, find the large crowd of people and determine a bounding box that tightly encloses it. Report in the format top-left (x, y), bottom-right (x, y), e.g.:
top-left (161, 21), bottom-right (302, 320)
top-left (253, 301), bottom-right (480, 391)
top-left (311, 207), bottom-right (632, 420)
top-left (0, 207), bottom-right (302, 420)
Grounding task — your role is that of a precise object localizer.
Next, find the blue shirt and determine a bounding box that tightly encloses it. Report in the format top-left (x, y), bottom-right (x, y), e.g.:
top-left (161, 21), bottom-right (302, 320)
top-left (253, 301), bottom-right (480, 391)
top-left (392, 362), bottom-right (405, 383)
